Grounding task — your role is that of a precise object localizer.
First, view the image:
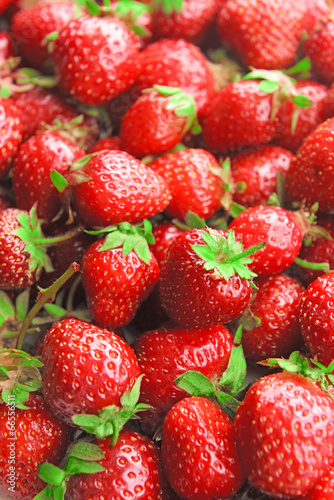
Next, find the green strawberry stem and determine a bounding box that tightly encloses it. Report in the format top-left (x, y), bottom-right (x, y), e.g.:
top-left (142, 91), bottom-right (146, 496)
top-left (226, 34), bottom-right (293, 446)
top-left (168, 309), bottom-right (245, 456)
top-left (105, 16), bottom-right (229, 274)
top-left (16, 262), bottom-right (80, 350)
top-left (33, 224), bottom-right (84, 247)
top-left (225, 241), bottom-right (266, 264)
top-left (294, 257), bottom-right (331, 271)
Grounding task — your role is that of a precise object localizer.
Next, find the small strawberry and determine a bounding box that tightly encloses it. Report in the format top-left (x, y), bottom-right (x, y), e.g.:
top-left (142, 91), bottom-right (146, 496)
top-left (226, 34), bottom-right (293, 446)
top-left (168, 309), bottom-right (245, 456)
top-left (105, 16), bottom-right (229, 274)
top-left (132, 321), bottom-right (233, 435)
top-left (148, 147), bottom-right (224, 220)
top-left (52, 16), bottom-right (141, 105)
top-left (299, 272), bottom-right (334, 368)
top-left (0, 97), bottom-right (22, 180)
top-left (234, 354), bottom-right (334, 498)
top-left (284, 117), bottom-right (334, 212)
top-left (12, 130), bottom-right (85, 223)
top-left (303, 14), bottom-right (334, 85)
top-left (67, 150), bottom-right (171, 228)
top-left (81, 221), bottom-right (160, 328)
top-left (159, 227), bottom-right (264, 329)
top-left (161, 396), bottom-right (245, 500)
top-left (119, 85), bottom-right (201, 158)
top-left (41, 317), bottom-right (141, 426)
top-left (228, 205), bottom-right (303, 276)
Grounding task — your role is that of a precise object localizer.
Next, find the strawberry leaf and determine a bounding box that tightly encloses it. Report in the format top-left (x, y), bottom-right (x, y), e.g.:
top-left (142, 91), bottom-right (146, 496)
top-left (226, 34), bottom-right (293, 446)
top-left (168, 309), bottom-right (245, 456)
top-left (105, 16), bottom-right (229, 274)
top-left (64, 456), bottom-right (105, 475)
top-left (175, 370), bottom-right (216, 398)
top-left (38, 463), bottom-right (66, 487)
top-left (68, 442), bottom-right (105, 462)
top-left (50, 170), bottom-right (68, 193)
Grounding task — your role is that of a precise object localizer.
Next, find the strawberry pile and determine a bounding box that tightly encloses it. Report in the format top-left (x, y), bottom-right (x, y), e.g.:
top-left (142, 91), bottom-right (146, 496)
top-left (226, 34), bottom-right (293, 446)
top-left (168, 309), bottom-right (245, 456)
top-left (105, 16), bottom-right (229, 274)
top-left (0, 0), bottom-right (334, 499)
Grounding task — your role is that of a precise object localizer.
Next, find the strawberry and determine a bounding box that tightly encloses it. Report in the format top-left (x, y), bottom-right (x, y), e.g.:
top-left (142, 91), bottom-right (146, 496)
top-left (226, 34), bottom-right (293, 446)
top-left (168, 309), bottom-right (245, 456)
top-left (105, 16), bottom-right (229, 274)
top-left (152, 0), bottom-right (217, 44)
top-left (88, 135), bottom-right (121, 153)
top-left (0, 31), bottom-right (16, 65)
top-left (0, 97), bottom-right (22, 180)
top-left (284, 117), bottom-right (334, 212)
top-left (299, 272), bottom-right (334, 368)
top-left (232, 273), bottom-right (305, 362)
top-left (81, 221), bottom-right (160, 328)
top-left (134, 38), bottom-right (217, 118)
top-left (228, 205), bottom-right (303, 276)
top-left (302, 467), bottom-right (334, 500)
top-left (132, 321), bottom-right (233, 435)
top-left (159, 227), bottom-right (263, 329)
top-left (65, 429), bottom-right (175, 500)
top-left (109, 0), bottom-right (154, 49)
top-left (67, 150), bottom-right (171, 228)
top-left (161, 396), bottom-right (245, 500)
top-left (229, 145), bottom-right (293, 208)
top-left (217, 0), bottom-right (306, 70)
top-left (10, 1), bottom-right (76, 72)
top-left (201, 80), bottom-right (276, 154)
top-left (302, 0), bottom-right (330, 33)
top-left (119, 85), bottom-right (201, 158)
top-left (52, 16), bottom-right (141, 105)
top-left (150, 220), bottom-right (184, 268)
top-left (12, 130), bottom-right (85, 223)
top-left (41, 317), bottom-right (141, 426)
top-left (234, 357), bottom-right (334, 497)
top-left (148, 148), bottom-right (224, 221)
top-left (0, 393), bottom-right (72, 500)
top-left (303, 14), bottom-right (334, 85)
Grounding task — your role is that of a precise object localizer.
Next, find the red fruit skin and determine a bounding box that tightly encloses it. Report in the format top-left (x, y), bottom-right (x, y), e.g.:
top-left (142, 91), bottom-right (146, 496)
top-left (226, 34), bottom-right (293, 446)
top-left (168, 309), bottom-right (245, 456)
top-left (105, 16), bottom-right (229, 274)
top-left (284, 118), bottom-right (334, 212)
top-left (52, 16), bottom-right (141, 105)
top-left (135, 38), bottom-right (216, 119)
top-left (230, 145), bottom-right (293, 207)
top-left (0, 31), bottom-right (16, 65)
top-left (0, 393), bottom-right (72, 500)
top-left (12, 130), bottom-right (85, 222)
top-left (148, 148), bottom-right (225, 221)
top-left (272, 80), bottom-right (327, 153)
top-left (88, 135), bottom-right (121, 153)
top-left (161, 396), bottom-right (245, 500)
top-left (302, 467), bottom-right (334, 500)
top-left (41, 318), bottom-right (141, 426)
top-left (0, 208), bottom-right (36, 289)
top-left (299, 272), bottom-right (334, 368)
top-left (81, 239), bottom-right (160, 328)
top-left (132, 322), bottom-right (233, 435)
top-left (235, 274), bottom-right (305, 362)
top-left (234, 372), bottom-right (334, 498)
top-left (69, 150), bottom-right (171, 227)
top-left (151, 221), bottom-right (184, 268)
top-left (303, 18), bottom-right (334, 85)
top-left (10, 1), bottom-right (76, 71)
top-left (229, 205), bottom-right (303, 276)
top-left (65, 429), bottom-right (174, 500)
top-left (159, 228), bottom-right (253, 329)
top-left (202, 80), bottom-right (276, 154)
top-left (217, 0), bottom-right (305, 70)
top-left (0, 98), bottom-right (22, 180)
top-left (119, 90), bottom-right (190, 158)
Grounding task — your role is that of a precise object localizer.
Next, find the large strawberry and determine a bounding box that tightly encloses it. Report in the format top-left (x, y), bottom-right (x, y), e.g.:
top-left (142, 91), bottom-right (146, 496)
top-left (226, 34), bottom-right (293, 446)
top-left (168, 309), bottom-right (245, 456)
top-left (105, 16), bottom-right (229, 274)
top-left (284, 117), bottom-right (334, 212)
top-left (81, 221), bottom-right (160, 328)
top-left (302, 14), bottom-right (334, 85)
top-left (234, 355), bottom-right (334, 498)
top-left (41, 317), bottom-right (141, 426)
top-left (67, 150), bottom-right (171, 228)
top-left (161, 396), bottom-right (245, 500)
top-left (132, 321), bottom-right (233, 435)
top-left (52, 16), bottom-right (141, 105)
top-left (0, 97), bottom-right (22, 180)
top-left (159, 227), bottom-right (264, 329)
top-left (0, 393), bottom-right (72, 500)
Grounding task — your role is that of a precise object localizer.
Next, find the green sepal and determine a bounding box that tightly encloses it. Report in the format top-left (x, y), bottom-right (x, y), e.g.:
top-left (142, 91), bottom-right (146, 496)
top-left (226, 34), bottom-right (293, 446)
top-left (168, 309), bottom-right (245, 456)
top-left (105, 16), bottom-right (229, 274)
top-left (32, 486), bottom-right (54, 500)
top-left (64, 456), bottom-right (105, 475)
top-left (153, 0), bottom-right (183, 13)
top-left (38, 463), bottom-right (66, 487)
top-left (68, 442), bottom-right (105, 462)
top-left (283, 57), bottom-right (311, 77)
top-left (218, 344), bottom-right (247, 396)
top-left (50, 170), bottom-right (69, 193)
top-left (215, 392), bottom-right (240, 420)
top-left (42, 303), bottom-right (68, 319)
top-left (258, 80), bottom-right (280, 94)
top-left (85, 0), bottom-right (101, 15)
top-left (0, 84), bottom-right (11, 98)
top-left (174, 370), bottom-right (216, 398)
top-left (15, 289), bottom-right (30, 323)
top-left (294, 257), bottom-right (330, 271)
top-left (230, 202), bottom-right (246, 218)
top-left (0, 291), bottom-right (15, 327)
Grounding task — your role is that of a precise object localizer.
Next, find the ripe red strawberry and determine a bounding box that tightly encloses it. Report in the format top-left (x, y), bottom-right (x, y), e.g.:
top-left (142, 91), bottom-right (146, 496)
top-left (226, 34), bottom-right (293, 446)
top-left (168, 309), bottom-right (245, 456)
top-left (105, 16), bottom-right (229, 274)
top-left (302, 0), bottom-right (330, 32)
top-left (66, 429), bottom-right (175, 500)
top-left (152, 0), bottom-right (217, 44)
top-left (12, 130), bottom-right (85, 223)
top-left (41, 317), bottom-right (141, 425)
top-left (10, 1), bottom-right (76, 71)
top-left (284, 117), bottom-right (334, 212)
top-left (109, 0), bottom-right (154, 49)
top-left (132, 322), bottom-right (233, 435)
top-left (201, 80), bottom-right (276, 154)
top-left (0, 393), bottom-right (72, 500)
top-left (150, 220), bottom-right (184, 268)
top-left (302, 467), bottom-right (334, 500)
top-left (233, 273), bottom-right (305, 362)
top-left (228, 205), bottom-right (303, 276)
top-left (148, 148), bottom-right (224, 220)
top-left (159, 228), bottom-right (262, 329)
top-left (0, 32), bottom-right (16, 65)
top-left (299, 272), bottom-right (334, 368)
top-left (217, 0), bottom-right (306, 70)
top-left (81, 222), bottom-right (160, 328)
top-left (0, 97), bottom-right (22, 180)
top-left (230, 145), bottom-right (293, 208)
top-left (0, 207), bottom-right (53, 289)
top-left (234, 365), bottom-right (334, 498)
top-left (119, 86), bottom-right (201, 158)
top-left (52, 16), bottom-right (141, 105)
top-left (68, 150), bottom-right (171, 228)
top-left (303, 15), bottom-right (334, 85)
top-left (88, 135), bottom-right (121, 153)
top-left (134, 38), bottom-right (217, 118)
top-left (161, 396), bottom-right (245, 500)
